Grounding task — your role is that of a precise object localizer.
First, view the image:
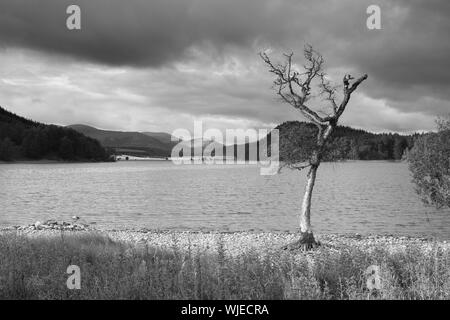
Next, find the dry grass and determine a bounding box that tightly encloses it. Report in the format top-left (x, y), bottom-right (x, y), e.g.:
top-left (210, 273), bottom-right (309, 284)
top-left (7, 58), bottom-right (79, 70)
top-left (0, 232), bottom-right (449, 300)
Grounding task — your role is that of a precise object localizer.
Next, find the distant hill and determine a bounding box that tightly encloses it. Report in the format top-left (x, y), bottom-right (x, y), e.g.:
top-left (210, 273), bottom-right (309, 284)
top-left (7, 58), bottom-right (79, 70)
top-left (172, 121), bottom-right (415, 162)
top-left (68, 121), bottom-right (415, 161)
top-left (142, 132), bottom-right (174, 145)
top-left (275, 121), bottom-right (414, 162)
top-left (1, 104), bottom-right (416, 163)
top-left (0, 107), bottom-right (110, 162)
top-left (68, 124), bottom-right (177, 157)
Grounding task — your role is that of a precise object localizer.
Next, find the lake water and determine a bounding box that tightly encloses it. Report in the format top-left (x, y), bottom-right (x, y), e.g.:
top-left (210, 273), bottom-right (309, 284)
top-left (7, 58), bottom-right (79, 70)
top-left (1, 161), bottom-right (449, 239)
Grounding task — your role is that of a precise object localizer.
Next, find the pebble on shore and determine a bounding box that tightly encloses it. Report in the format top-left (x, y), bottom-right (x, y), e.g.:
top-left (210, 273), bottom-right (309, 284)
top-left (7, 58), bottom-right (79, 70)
top-left (8, 219), bottom-right (91, 232)
top-left (1, 223), bottom-right (448, 258)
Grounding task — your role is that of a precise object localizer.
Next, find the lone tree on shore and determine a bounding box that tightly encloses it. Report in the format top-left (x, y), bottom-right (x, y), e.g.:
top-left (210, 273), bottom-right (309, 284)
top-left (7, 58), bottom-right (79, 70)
top-left (261, 45), bottom-right (368, 250)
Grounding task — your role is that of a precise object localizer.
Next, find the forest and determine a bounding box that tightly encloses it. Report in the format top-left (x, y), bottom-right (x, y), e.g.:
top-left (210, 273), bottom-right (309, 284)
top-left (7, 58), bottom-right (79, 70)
top-left (0, 106), bottom-right (417, 163)
top-left (276, 121), bottom-right (414, 162)
top-left (0, 106), bottom-right (111, 162)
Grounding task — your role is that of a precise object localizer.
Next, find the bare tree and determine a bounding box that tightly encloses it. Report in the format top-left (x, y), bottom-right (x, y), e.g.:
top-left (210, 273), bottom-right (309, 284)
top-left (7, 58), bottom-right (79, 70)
top-left (260, 45), bottom-right (368, 250)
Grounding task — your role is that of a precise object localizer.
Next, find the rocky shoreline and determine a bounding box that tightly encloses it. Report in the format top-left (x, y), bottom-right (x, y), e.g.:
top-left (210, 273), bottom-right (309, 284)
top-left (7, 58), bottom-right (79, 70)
top-left (4, 219), bottom-right (92, 231)
top-left (1, 220), bottom-right (448, 257)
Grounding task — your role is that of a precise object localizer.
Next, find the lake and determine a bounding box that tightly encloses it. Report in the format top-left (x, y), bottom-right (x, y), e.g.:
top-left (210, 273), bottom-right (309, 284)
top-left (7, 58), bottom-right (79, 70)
top-left (0, 161), bottom-right (449, 238)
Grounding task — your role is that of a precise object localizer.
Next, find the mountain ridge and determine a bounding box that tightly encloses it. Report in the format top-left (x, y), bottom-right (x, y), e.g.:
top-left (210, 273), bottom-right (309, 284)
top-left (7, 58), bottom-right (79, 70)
top-left (67, 124), bottom-right (177, 158)
top-left (0, 107), bottom-right (110, 161)
top-left (0, 105), bottom-right (416, 162)
top-left (69, 121), bottom-right (415, 161)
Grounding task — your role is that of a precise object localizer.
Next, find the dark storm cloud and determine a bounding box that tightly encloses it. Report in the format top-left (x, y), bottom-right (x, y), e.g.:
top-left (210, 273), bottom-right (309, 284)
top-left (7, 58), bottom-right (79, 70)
top-left (0, 0), bottom-right (293, 67)
top-left (1, 0), bottom-right (449, 133)
top-left (1, 0), bottom-right (449, 89)
top-left (341, 0), bottom-right (450, 101)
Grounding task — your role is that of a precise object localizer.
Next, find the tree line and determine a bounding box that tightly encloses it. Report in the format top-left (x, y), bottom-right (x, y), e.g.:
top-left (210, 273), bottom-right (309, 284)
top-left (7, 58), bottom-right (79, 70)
top-left (277, 121), bottom-right (413, 162)
top-left (0, 106), bottom-right (111, 161)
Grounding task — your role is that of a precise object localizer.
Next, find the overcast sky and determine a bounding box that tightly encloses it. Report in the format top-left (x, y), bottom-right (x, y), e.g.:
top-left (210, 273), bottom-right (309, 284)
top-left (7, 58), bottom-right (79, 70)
top-left (0, 0), bottom-right (449, 134)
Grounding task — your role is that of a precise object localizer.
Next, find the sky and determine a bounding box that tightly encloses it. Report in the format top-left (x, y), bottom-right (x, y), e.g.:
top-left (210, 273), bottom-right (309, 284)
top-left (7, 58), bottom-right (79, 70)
top-left (0, 0), bottom-right (449, 135)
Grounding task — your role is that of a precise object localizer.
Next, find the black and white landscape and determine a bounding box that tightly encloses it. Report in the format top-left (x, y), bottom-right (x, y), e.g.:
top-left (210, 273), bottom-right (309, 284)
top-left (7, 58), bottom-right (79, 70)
top-left (0, 0), bottom-right (449, 302)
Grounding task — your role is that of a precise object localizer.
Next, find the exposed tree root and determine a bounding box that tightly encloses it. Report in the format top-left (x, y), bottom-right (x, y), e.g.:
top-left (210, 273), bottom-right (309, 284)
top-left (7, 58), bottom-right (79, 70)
top-left (282, 232), bottom-right (320, 252)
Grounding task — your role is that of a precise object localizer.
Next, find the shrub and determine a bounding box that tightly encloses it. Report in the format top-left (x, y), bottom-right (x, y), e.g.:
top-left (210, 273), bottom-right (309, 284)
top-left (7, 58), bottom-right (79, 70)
top-left (408, 123), bottom-right (450, 208)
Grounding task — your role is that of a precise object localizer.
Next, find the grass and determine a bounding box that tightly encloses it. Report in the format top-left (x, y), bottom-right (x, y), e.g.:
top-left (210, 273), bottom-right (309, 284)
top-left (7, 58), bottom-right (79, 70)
top-left (0, 232), bottom-right (449, 300)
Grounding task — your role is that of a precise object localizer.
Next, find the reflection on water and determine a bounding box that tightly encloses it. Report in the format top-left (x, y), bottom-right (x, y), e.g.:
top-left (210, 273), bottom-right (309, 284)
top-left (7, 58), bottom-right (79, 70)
top-left (1, 161), bottom-right (449, 238)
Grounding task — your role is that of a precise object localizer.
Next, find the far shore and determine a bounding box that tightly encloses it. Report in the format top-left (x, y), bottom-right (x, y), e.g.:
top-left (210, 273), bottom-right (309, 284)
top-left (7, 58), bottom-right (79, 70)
top-left (0, 159), bottom-right (407, 165)
top-left (0, 159), bottom-right (114, 165)
top-left (0, 159), bottom-right (62, 165)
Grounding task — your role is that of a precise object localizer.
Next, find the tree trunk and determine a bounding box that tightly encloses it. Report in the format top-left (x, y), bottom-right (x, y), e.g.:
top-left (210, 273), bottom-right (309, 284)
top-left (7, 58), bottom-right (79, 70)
top-left (300, 164), bottom-right (318, 233)
top-left (283, 164), bottom-right (320, 251)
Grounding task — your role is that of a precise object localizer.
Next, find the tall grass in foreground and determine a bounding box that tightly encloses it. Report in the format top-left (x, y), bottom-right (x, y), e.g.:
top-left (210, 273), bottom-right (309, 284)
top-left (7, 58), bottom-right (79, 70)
top-left (0, 232), bottom-right (449, 300)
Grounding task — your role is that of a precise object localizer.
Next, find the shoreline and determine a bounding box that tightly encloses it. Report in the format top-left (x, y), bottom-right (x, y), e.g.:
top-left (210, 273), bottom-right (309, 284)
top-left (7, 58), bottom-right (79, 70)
top-left (0, 159), bottom-right (404, 164)
top-left (1, 227), bottom-right (447, 257)
top-left (0, 159), bottom-right (62, 164)
top-left (0, 159), bottom-right (114, 165)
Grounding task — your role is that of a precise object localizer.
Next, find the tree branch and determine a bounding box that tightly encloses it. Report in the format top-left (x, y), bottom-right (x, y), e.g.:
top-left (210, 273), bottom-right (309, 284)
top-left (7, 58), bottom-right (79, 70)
top-left (260, 46), bottom-right (368, 158)
top-left (260, 46), bottom-right (328, 125)
top-left (336, 74), bottom-right (368, 118)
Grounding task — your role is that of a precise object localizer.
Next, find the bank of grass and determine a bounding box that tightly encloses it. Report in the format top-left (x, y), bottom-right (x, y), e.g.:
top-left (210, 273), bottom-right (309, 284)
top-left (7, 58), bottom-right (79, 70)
top-left (0, 232), bottom-right (449, 300)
